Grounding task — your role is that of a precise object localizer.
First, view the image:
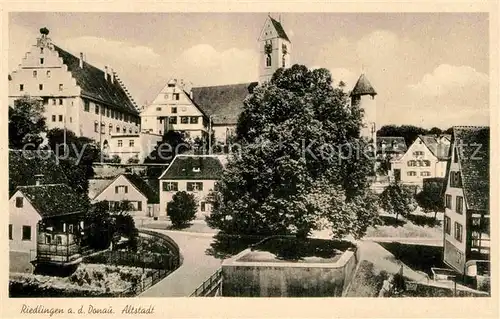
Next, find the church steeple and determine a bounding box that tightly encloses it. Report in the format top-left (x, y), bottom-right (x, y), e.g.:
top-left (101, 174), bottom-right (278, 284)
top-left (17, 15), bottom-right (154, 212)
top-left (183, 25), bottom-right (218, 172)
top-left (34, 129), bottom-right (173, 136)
top-left (258, 15), bottom-right (291, 83)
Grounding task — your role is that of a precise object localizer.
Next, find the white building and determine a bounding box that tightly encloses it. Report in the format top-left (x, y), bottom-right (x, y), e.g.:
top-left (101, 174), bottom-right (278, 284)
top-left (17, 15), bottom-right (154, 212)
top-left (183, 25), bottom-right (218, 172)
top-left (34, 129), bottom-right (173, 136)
top-left (390, 134), bottom-right (451, 187)
top-left (158, 155), bottom-right (224, 219)
top-left (8, 28), bottom-right (140, 149)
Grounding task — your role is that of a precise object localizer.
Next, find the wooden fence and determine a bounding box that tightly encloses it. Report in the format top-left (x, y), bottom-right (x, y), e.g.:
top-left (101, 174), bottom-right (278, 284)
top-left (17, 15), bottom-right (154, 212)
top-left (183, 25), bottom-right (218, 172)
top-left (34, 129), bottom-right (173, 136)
top-left (190, 268), bottom-right (223, 297)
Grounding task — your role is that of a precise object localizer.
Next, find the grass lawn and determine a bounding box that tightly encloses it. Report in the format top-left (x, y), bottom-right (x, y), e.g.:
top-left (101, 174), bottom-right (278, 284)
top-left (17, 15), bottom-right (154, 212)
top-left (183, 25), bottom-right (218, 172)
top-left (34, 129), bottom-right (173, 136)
top-left (365, 214), bottom-right (442, 239)
top-left (344, 260), bottom-right (386, 297)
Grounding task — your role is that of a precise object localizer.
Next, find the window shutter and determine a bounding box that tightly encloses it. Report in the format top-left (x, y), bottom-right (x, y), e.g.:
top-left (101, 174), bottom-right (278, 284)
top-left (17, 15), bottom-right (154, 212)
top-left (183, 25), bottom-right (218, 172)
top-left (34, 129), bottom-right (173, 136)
top-left (125, 186), bottom-right (128, 193)
top-left (115, 186), bottom-right (119, 193)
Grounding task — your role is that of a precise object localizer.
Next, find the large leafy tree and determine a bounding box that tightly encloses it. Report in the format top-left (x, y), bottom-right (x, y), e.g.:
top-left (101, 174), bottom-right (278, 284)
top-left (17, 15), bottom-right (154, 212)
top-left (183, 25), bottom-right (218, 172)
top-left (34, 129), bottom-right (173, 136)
top-left (167, 191), bottom-right (197, 229)
top-left (415, 179), bottom-right (445, 221)
top-left (9, 96), bottom-right (46, 149)
top-left (379, 183), bottom-right (417, 222)
top-left (144, 130), bottom-right (190, 179)
top-left (206, 64), bottom-right (378, 239)
top-left (377, 125), bottom-right (432, 146)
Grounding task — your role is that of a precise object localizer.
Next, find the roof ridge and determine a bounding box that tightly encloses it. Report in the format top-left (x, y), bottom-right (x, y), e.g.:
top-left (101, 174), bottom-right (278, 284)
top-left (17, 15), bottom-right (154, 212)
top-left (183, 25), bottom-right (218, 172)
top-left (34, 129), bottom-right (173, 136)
top-left (192, 82), bottom-right (257, 89)
top-left (17, 183), bottom-right (67, 188)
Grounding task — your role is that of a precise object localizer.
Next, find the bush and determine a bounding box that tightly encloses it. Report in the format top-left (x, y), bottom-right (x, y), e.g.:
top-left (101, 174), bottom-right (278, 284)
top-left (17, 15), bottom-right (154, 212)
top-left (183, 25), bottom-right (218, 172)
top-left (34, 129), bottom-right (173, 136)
top-left (167, 191), bottom-right (197, 228)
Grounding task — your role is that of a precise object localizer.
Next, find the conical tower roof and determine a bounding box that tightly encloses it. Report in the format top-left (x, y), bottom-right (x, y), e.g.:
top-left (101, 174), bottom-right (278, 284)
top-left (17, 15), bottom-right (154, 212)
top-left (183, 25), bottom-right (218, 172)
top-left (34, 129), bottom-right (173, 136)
top-left (350, 73), bottom-right (377, 96)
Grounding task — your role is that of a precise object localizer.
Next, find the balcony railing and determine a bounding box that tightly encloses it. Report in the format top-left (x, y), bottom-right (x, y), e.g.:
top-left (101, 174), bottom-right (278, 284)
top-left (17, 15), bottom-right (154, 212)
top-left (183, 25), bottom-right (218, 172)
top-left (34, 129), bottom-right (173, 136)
top-left (36, 242), bottom-right (81, 263)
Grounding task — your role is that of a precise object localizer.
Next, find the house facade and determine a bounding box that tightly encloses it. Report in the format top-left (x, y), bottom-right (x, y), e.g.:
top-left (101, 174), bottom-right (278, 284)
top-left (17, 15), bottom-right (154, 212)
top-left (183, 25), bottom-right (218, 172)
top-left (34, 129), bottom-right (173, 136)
top-left (390, 135), bottom-right (450, 187)
top-left (9, 183), bottom-right (87, 267)
top-left (8, 28), bottom-right (140, 149)
top-left (141, 79), bottom-right (207, 139)
top-left (159, 155), bottom-right (224, 219)
top-left (107, 132), bottom-right (162, 164)
top-left (443, 126), bottom-right (489, 277)
top-left (89, 174), bottom-right (160, 217)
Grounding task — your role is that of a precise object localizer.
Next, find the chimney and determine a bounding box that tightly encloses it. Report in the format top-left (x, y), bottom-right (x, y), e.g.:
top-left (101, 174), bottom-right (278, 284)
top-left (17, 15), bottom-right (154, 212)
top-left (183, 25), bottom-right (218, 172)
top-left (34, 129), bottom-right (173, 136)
top-left (79, 52), bottom-right (84, 68)
top-left (34, 174), bottom-right (44, 186)
top-left (104, 66), bottom-right (109, 81)
top-left (110, 67), bottom-right (115, 83)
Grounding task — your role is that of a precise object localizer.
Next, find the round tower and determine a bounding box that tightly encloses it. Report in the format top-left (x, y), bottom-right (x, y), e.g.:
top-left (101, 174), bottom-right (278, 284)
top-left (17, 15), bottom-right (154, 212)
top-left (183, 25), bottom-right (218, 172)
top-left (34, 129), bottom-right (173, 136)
top-left (350, 73), bottom-right (377, 144)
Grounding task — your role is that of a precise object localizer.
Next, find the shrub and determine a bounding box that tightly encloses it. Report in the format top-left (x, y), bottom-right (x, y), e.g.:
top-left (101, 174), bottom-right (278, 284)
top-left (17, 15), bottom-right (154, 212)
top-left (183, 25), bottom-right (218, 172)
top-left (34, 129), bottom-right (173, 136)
top-left (167, 191), bottom-right (197, 228)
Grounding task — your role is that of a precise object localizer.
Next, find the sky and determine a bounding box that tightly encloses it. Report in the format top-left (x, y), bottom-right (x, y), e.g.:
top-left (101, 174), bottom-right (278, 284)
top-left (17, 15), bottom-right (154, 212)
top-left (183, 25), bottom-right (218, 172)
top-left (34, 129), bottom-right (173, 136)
top-left (9, 12), bottom-right (489, 129)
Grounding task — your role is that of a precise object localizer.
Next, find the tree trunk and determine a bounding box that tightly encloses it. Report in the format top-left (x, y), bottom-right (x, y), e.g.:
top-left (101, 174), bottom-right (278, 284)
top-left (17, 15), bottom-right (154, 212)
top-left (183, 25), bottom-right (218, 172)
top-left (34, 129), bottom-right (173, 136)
top-left (395, 212), bottom-right (399, 222)
top-left (434, 210), bottom-right (438, 221)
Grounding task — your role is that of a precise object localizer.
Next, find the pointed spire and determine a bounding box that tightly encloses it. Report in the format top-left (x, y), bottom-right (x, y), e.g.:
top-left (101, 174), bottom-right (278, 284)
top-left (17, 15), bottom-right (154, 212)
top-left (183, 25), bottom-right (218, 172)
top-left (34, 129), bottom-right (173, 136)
top-left (350, 73), bottom-right (377, 97)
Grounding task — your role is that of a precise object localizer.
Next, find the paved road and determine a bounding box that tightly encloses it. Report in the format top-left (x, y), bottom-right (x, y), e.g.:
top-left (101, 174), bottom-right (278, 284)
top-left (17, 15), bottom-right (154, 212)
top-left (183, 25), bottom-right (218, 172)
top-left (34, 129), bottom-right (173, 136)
top-left (139, 229), bottom-right (222, 297)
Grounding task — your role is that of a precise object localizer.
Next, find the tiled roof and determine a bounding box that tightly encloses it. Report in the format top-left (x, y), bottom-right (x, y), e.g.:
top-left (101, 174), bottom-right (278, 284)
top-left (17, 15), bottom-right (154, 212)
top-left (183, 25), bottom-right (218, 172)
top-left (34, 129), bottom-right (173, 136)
top-left (9, 150), bottom-right (70, 197)
top-left (377, 137), bottom-right (407, 154)
top-left (53, 45), bottom-right (138, 116)
top-left (419, 135), bottom-right (451, 160)
top-left (191, 82), bottom-right (258, 125)
top-left (454, 126), bottom-right (489, 211)
top-left (123, 174), bottom-right (159, 204)
top-left (269, 17), bottom-right (290, 42)
top-left (16, 184), bottom-right (87, 218)
top-left (159, 155), bottom-right (224, 180)
top-left (350, 74), bottom-right (377, 96)
top-left (88, 179), bottom-right (114, 199)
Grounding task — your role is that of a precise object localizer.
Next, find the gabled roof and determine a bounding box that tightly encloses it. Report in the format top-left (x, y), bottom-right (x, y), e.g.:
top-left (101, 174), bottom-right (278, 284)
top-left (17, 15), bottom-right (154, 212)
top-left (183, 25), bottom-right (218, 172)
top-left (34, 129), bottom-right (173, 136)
top-left (88, 179), bottom-right (114, 199)
top-left (159, 155), bottom-right (224, 180)
top-left (53, 45), bottom-right (138, 116)
top-left (418, 135), bottom-right (451, 160)
top-left (350, 74), bottom-right (377, 96)
top-left (269, 16), bottom-right (290, 42)
top-left (453, 126), bottom-right (489, 211)
top-left (15, 184), bottom-right (87, 218)
top-left (191, 82), bottom-right (258, 125)
top-left (123, 174), bottom-right (160, 204)
top-left (377, 137), bottom-right (407, 154)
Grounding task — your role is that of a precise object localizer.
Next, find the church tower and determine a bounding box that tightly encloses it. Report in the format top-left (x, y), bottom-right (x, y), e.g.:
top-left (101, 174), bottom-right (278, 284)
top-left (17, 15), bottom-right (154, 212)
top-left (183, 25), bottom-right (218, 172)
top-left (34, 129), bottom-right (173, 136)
top-left (258, 15), bottom-right (291, 83)
top-left (350, 74), bottom-right (377, 144)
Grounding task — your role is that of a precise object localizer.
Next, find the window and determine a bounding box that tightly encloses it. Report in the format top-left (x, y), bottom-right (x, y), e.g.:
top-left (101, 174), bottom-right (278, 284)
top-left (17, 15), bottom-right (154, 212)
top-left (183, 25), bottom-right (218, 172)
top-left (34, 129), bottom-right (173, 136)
top-left (19, 84), bottom-right (24, 91)
top-left (169, 117), bottom-right (177, 124)
top-left (122, 127), bottom-right (126, 133)
top-left (94, 122), bottom-right (99, 132)
top-left (112, 110), bottom-right (115, 119)
top-left (58, 115), bottom-right (63, 122)
top-left (129, 127), bottom-right (132, 133)
top-left (101, 106), bottom-right (105, 115)
top-left (69, 117), bottom-right (72, 123)
top-left (40, 58), bottom-right (44, 64)
top-left (187, 182), bottom-right (203, 191)
top-left (407, 171), bottom-right (416, 176)
top-left (190, 117), bottom-right (199, 124)
top-left (39, 84), bottom-right (43, 90)
top-left (162, 182), bottom-right (178, 191)
top-left (450, 171), bottom-right (462, 188)
top-left (129, 140), bottom-right (134, 147)
top-left (118, 140), bottom-right (123, 147)
top-left (445, 194), bottom-right (452, 209)
top-left (168, 83), bottom-right (175, 88)
top-left (56, 236), bottom-right (62, 245)
top-left (84, 100), bottom-right (90, 112)
top-left (114, 185), bottom-right (128, 193)
top-left (171, 107), bottom-right (177, 114)
top-left (181, 116), bottom-right (189, 124)
top-left (51, 115), bottom-right (56, 122)
top-left (101, 123), bottom-right (105, 134)
top-left (116, 126), bottom-right (120, 133)
top-left (95, 104), bottom-right (100, 115)
top-left (422, 160), bottom-right (431, 167)
top-left (68, 225), bottom-right (74, 233)
top-left (46, 70), bottom-right (51, 78)
top-left (456, 196), bottom-right (464, 214)
top-left (156, 107), bottom-right (162, 111)
top-left (52, 99), bottom-right (56, 105)
top-left (173, 93), bottom-right (180, 100)
top-left (106, 108), bottom-right (110, 117)
top-left (45, 235), bottom-right (51, 244)
top-left (454, 222), bottom-right (463, 242)
top-left (9, 224), bottom-right (12, 240)
top-left (109, 124), bottom-right (113, 135)
top-left (407, 160), bottom-right (416, 167)
top-left (413, 151), bottom-right (424, 156)
top-left (282, 55), bottom-right (286, 68)
top-left (266, 54), bottom-right (272, 67)
top-left (22, 226), bottom-right (31, 241)
top-left (444, 216), bottom-right (451, 235)
top-left (59, 84), bottom-right (63, 91)
top-left (59, 98), bottom-right (63, 105)
top-left (40, 48), bottom-right (44, 54)
top-left (16, 197), bottom-right (24, 208)
top-left (33, 70), bottom-right (37, 78)
top-left (137, 201), bottom-right (142, 211)
top-left (201, 202), bottom-right (206, 212)
top-left (421, 171), bottom-right (431, 176)
top-left (124, 186), bottom-right (128, 193)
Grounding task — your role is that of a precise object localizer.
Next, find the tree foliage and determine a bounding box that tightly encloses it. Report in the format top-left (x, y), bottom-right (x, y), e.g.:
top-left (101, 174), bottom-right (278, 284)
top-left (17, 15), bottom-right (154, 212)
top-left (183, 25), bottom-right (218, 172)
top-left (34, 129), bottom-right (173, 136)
top-left (144, 130), bottom-right (190, 179)
top-left (379, 183), bottom-right (417, 221)
top-left (377, 125), bottom-right (447, 147)
top-left (167, 191), bottom-right (197, 229)
top-left (415, 179), bottom-right (445, 220)
top-left (207, 64), bottom-right (378, 239)
top-left (9, 96), bottom-right (46, 149)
